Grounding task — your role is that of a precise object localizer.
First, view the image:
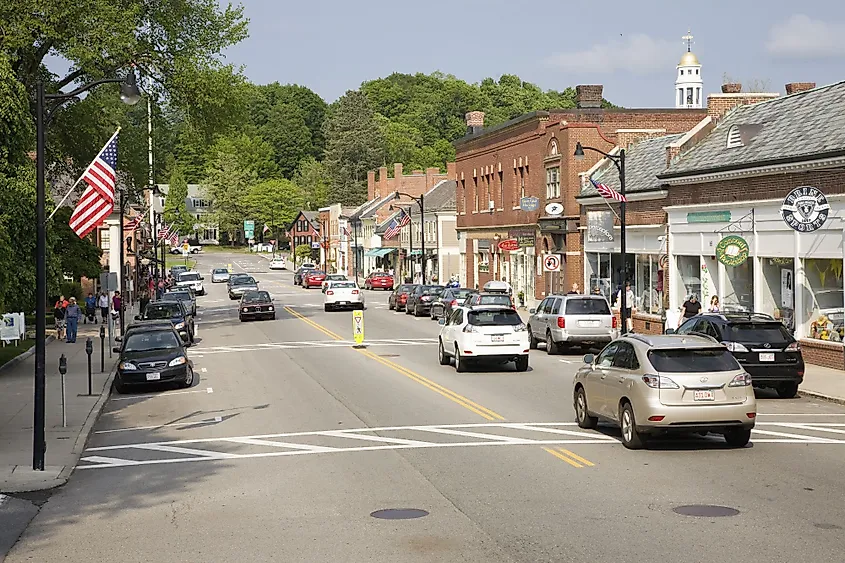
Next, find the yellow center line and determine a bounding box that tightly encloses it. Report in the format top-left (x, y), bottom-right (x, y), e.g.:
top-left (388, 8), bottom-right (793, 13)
top-left (557, 448), bottom-right (595, 467)
top-left (282, 306), bottom-right (504, 421)
top-left (542, 447), bottom-right (583, 468)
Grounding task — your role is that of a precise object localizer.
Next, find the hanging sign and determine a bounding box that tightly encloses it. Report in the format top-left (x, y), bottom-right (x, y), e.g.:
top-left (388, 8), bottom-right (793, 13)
top-left (497, 239), bottom-right (520, 252)
top-left (715, 235), bottom-right (749, 267)
top-left (508, 229), bottom-right (536, 248)
top-left (780, 186), bottom-right (830, 232)
top-left (519, 196), bottom-right (540, 212)
top-left (586, 211), bottom-right (614, 243)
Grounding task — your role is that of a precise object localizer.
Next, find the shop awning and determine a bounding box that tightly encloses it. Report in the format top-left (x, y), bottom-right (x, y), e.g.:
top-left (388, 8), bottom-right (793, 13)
top-left (365, 248), bottom-right (396, 257)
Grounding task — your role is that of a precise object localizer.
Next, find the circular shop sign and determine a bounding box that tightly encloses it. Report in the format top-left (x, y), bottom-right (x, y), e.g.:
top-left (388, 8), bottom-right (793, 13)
top-left (716, 235), bottom-right (750, 267)
top-left (780, 186), bottom-right (830, 232)
top-left (545, 202), bottom-right (564, 216)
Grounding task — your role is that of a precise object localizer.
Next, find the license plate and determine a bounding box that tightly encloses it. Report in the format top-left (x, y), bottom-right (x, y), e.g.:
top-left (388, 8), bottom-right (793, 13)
top-left (578, 320), bottom-right (600, 327)
top-left (146, 372), bottom-right (161, 381)
top-left (491, 335), bottom-right (504, 343)
top-left (693, 390), bottom-right (714, 401)
top-left (759, 352), bottom-right (775, 362)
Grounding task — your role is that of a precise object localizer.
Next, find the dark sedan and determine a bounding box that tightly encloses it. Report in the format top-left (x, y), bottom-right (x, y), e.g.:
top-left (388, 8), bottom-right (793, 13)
top-left (163, 288), bottom-right (196, 316)
top-left (293, 265), bottom-right (316, 286)
top-left (239, 290), bottom-right (276, 321)
top-left (136, 301), bottom-right (194, 344)
top-left (113, 326), bottom-right (194, 393)
top-left (388, 284), bottom-right (417, 312)
top-left (405, 285), bottom-right (445, 317)
top-left (430, 288), bottom-right (478, 320)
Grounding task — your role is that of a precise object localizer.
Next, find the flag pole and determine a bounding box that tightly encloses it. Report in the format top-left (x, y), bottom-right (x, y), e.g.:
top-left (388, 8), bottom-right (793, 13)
top-left (48, 126), bottom-right (122, 220)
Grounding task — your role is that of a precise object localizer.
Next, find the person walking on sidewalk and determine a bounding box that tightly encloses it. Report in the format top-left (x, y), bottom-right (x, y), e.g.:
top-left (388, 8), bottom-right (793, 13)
top-left (53, 299), bottom-right (66, 340)
top-left (98, 292), bottom-right (109, 323)
top-left (65, 297), bottom-right (80, 343)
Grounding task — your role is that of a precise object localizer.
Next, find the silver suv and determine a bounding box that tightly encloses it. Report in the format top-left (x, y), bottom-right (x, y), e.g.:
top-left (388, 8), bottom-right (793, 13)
top-left (527, 294), bottom-right (617, 354)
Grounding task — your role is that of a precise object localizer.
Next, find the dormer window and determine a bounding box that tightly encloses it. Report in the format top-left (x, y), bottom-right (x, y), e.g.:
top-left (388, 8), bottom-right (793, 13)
top-left (726, 125), bottom-right (743, 148)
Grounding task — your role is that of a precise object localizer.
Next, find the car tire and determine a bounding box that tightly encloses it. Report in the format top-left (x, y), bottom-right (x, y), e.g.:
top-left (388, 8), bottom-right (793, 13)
top-left (455, 347), bottom-right (467, 373)
top-left (113, 377), bottom-right (128, 394)
top-left (239, 315), bottom-right (245, 322)
top-left (574, 386), bottom-right (598, 429)
top-left (777, 382), bottom-right (799, 399)
top-left (438, 340), bottom-right (450, 365)
top-left (724, 428), bottom-right (752, 448)
top-left (324, 304), bottom-right (330, 312)
top-left (528, 326), bottom-right (538, 349)
top-left (181, 367), bottom-right (195, 389)
top-left (413, 305), bottom-right (421, 317)
top-left (405, 305), bottom-right (412, 315)
top-left (388, 301), bottom-right (394, 311)
top-left (515, 355), bottom-right (529, 372)
top-left (619, 402), bottom-right (645, 450)
top-left (545, 330), bottom-right (559, 355)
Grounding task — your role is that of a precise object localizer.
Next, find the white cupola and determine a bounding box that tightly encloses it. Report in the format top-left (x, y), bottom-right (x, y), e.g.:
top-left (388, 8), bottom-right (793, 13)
top-left (675, 30), bottom-right (703, 108)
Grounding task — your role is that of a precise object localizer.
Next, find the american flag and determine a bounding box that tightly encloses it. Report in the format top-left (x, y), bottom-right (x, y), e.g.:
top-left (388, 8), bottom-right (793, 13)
top-left (383, 217), bottom-right (401, 240)
top-left (397, 208), bottom-right (411, 227)
top-left (69, 132), bottom-right (119, 238)
top-left (169, 231), bottom-right (180, 246)
top-left (125, 208), bottom-right (147, 233)
top-left (157, 223), bottom-right (173, 240)
top-left (590, 177), bottom-right (628, 203)
top-left (342, 225), bottom-right (352, 237)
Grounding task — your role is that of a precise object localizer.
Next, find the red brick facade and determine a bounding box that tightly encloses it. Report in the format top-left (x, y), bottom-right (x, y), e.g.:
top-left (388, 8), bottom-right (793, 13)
top-left (289, 211), bottom-right (320, 250)
top-left (367, 162), bottom-right (456, 224)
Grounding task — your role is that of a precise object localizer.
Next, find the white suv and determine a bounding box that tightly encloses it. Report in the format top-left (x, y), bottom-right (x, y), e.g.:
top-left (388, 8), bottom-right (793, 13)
top-left (176, 271), bottom-right (205, 296)
top-left (438, 306), bottom-right (529, 372)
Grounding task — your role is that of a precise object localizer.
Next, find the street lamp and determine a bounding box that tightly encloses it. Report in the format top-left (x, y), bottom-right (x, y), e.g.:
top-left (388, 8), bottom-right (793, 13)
top-left (33, 69), bottom-right (141, 471)
top-left (573, 141), bottom-right (629, 334)
top-left (390, 204), bottom-right (414, 282)
top-left (393, 191), bottom-right (426, 284)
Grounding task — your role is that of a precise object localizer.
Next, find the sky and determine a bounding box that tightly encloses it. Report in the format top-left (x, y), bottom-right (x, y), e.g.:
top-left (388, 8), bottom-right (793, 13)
top-left (220, 0), bottom-right (845, 108)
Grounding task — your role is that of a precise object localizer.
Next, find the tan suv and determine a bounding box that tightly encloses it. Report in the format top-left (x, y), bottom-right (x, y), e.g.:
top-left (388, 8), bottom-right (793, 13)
top-left (573, 334), bottom-right (757, 449)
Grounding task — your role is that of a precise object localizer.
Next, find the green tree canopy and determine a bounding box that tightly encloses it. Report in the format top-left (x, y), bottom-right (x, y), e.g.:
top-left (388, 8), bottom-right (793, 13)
top-left (293, 157), bottom-right (329, 210)
top-left (241, 179), bottom-right (304, 237)
top-left (163, 166), bottom-right (194, 236)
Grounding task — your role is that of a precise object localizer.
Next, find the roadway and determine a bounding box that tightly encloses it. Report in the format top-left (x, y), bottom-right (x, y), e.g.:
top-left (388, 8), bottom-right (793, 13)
top-left (7, 250), bottom-right (845, 562)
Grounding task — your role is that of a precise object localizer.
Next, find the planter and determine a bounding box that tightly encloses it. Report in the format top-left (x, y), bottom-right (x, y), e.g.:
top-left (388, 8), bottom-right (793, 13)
top-left (721, 83), bottom-right (742, 94)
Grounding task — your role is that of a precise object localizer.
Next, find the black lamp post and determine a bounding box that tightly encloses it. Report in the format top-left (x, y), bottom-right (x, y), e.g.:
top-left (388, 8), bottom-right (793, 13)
top-left (33, 70), bottom-right (141, 471)
top-left (574, 141), bottom-right (629, 335)
top-left (393, 191), bottom-right (426, 284)
top-left (390, 203), bottom-right (414, 282)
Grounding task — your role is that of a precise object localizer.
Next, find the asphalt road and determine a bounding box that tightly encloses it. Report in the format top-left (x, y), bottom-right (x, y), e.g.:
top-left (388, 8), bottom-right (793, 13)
top-left (5, 251), bottom-right (845, 562)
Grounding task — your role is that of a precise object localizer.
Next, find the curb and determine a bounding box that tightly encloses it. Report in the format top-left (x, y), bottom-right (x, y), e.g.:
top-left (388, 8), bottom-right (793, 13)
top-left (799, 389), bottom-right (845, 406)
top-left (0, 336), bottom-right (56, 375)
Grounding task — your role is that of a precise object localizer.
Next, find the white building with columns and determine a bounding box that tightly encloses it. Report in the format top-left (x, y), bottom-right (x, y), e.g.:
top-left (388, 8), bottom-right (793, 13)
top-left (675, 30), bottom-right (703, 109)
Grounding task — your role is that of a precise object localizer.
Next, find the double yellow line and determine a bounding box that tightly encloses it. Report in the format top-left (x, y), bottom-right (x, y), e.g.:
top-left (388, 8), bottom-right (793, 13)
top-left (283, 306), bottom-right (505, 421)
top-left (542, 447), bottom-right (595, 468)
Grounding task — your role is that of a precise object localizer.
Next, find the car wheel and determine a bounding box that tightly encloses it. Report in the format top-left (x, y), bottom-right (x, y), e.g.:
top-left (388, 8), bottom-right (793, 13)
top-left (619, 402), bottom-right (645, 450)
top-left (324, 304), bottom-right (330, 312)
top-left (405, 305), bottom-right (412, 315)
top-left (777, 382), bottom-right (799, 399)
top-left (438, 340), bottom-right (450, 365)
top-left (181, 367), bottom-right (195, 389)
top-left (413, 305), bottom-right (421, 317)
top-left (574, 386), bottom-right (598, 429)
top-left (528, 326), bottom-right (538, 349)
top-left (724, 428), bottom-right (752, 448)
top-left (271, 314), bottom-right (276, 320)
top-left (515, 355), bottom-right (529, 372)
top-left (239, 315), bottom-right (245, 322)
top-left (113, 377), bottom-right (128, 394)
top-left (455, 347), bottom-right (467, 373)
top-left (545, 330), bottom-right (558, 355)
top-left (388, 301), bottom-right (394, 311)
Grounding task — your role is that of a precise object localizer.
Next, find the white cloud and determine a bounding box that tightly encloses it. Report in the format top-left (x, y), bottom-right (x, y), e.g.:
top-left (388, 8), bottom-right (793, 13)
top-left (766, 14), bottom-right (845, 59)
top-left (544, 34), bottom-right (680, 75)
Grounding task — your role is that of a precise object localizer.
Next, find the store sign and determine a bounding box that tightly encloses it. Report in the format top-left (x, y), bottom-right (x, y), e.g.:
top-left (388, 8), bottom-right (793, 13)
top-left (544, 202), bottom-right (564, 216)
top-left (508, 229), bottom-right (535, 248)
top-left (715, 235), bottom-right (750, 267)
top-left (498, 238), bottom-right (519, 252)
top-left (586, 211), bottom-right (614, 242)
top-left (519, 196), bottom-right (540, 212)
top-left (780, 186), bottom-right (830, 232)
top-left (687, 211), bottom-right (731, 223)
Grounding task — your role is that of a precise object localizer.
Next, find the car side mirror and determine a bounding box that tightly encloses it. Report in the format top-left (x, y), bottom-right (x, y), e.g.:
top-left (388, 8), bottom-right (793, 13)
top-left (199, 276), bottom-right (204, 280)
top-left (112, 346), bottom-right (121, 353)
top-left (583, 353), bottom-right (595, 365)
top-left (665, 328), bottom-right (676, 335)
top-left (115, 336), bottom-right (122, 342)
top-left (438, 318), bottom-right (446, 325)
top-left (134, 315), bottom-right (141, 321)
top-left (529, 308), bottom-right (536, 314)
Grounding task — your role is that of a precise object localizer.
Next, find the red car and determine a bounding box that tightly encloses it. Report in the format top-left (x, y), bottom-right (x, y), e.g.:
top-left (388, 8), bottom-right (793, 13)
top-left (302, 270), bottom-right (326, 289)
top-left (364, 271), bottom-right (394, 291)
top-left (388, 284), bottom-right (417, 312)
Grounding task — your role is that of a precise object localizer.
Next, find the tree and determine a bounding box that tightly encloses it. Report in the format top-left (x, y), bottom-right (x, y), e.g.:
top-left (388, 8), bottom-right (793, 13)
top-left (292, 157), bottom-right (329, 210)
top-left (204, 137), bottom-right (258, 242)
top-left (241, 179), bottom-right (304, 238)
top-left (49, 207), bottom-right (104, 281)
top-left (260, 103), bottom-right (312, 178)
top-left (163, 166), bottom-right (194, 236)
top-left (322, 90), bottom-right (384, 206)
top-left (295, 244), bottom-right (313, 263)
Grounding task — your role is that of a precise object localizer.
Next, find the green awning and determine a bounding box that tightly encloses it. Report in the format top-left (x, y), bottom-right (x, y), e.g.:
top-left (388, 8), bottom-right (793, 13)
top-left (364, 249), bottom-right (381, 257)
top-left (365, 248), bottom-right (396, 257)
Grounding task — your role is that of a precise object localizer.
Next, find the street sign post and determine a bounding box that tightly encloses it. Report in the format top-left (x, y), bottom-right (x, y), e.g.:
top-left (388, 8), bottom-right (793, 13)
top-left (352, 310), bottom-right (365, 347)
top-left (243, 220), bottom-right (255, 241)
top-left (543, 254), bottom-right (561, 272)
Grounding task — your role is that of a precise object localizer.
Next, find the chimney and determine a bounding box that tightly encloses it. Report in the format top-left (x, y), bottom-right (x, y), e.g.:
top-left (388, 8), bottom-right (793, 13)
top-left (785, 82), bottom-right (816, 95)
top-left (394, 163), bottom-right (403, 180)
top-left (367, 170), bottom-right (376, 200)
top-left (465, 111), bottom-right (485, 135)
top-left (576, 85), bottom-right (603, 108)
top-left (707, 91), bottom-right (780, 121)
top-left (377, 166), bottom-right (388, 198)
top-left (446, 162), bottom-right (456, 179)
top-left (721, 83), bottom-right (742, 94)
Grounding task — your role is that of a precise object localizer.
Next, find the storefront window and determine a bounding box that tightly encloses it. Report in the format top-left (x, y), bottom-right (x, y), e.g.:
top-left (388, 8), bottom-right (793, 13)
top-left (677, 256), bottom-right (701, 303)
top-left (588, 253), bottom-right (612, 302)
top-left (761, 258), bottom-right (795, 331)
top-left (723, 260), bottom-right (754, 312)
top-left (635, 254), bottom-right (661, 314)
top-left (802, 258), bottom-right (843, 341)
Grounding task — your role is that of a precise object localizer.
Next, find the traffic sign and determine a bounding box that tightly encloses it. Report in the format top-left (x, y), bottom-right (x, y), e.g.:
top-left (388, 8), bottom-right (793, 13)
top-left (352, 310), bottom-right (365, 346)
top-left (497, 238), bottom-right (519, 252)
top-left (244, 219), bottom-right (255, 240)
top-left (182, 242), bottom-right (189, 257)
top-left (543, 254), bottom-right (561, 272)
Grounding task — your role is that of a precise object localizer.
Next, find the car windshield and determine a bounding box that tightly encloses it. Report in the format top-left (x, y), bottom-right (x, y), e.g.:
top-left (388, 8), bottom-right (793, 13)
top-left (371, 272), bottom-right (387, 277)
top-left (165, 292), bottom-right (190, 301)
top-left (124, 330), bottom-right (181, 352)
top-left (243, 291), bottom-right (271, 303)
top-left (727, 323), bottom-right (792, 342)
top-left (233, 277), bottom-right (256, 285)
top-left (478, 295), bottom-right (512, 306)
top-left (647, 348), bottom-right (740, 372)
top-left (398, 284), bottom-right (415, 293)
top-left (213, 269), bottom-right (228, 274)
top-left (331, 282), bottom-right (356, 289)
top-left (453, 289), bottom-right (476, 300)
top-left (467, 309), bottom-right (522, 326)
top-left (816, 290), bottom-right (844, 309)
top-left (179, 273), bottom-right (200, 282)
top-left (144, 304), bottom-right (181, 319)
top-left (565, 298), bottom-right (611, 315)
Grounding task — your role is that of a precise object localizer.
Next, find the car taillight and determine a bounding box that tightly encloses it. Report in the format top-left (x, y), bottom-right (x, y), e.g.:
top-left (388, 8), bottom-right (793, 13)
top-left (612, 317), bottom-right (617, 329)
top-left (557, 317), bottom-right (565, 328)
top-left (352, 290), bottom-right (359, 294)
top-left (729, 372), bottom-right (752, 387)
top-left (326, 290), bottom-right (334, 295)
top-left (463, 325), bottom-right (478, 333)
top-left (641, 375), bottom-right (679, 389)
top-left (722, 342), bottom-right (750, 353)
top-left (785, 342), bottom-right (800, 352)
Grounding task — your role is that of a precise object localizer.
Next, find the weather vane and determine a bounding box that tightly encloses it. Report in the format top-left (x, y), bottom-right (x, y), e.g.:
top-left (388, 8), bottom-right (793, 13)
top-left (682, 29), bottom-right (694, 52)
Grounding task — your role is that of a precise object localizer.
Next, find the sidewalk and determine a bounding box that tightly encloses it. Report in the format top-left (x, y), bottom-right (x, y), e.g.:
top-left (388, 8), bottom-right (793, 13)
top-left (0, 322), bottom-right (118, 493)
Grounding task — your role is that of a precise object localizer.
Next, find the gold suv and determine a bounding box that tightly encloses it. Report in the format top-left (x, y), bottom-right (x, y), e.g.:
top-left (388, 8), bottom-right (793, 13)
top-left (573, 334), bottom-right (757, 449)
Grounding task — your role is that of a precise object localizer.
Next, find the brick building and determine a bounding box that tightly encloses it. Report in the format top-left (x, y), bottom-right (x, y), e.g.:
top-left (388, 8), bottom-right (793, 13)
top-left (288, 210), bottom-right (321, 264)
top-left (453, 84), bottom-right (707, 306)
top-left (579, 80), bottom-right (845, 369)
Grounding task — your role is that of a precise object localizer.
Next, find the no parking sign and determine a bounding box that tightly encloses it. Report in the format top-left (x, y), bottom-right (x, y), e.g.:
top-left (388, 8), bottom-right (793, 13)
top-left (543, 254), bottom-right (561, 272)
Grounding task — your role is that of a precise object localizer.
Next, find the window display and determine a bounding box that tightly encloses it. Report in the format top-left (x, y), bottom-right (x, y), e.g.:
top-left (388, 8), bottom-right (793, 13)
top-left (723, 259), bottom-right (753, 312)
top-left (677, 256), bottom-right (701, 303)
top-left (635, 254), bottom-right (661, 314)
top-left (761, 258), bottom-right (794, 331)
top-left (803, 258), bottom-right (843, 341)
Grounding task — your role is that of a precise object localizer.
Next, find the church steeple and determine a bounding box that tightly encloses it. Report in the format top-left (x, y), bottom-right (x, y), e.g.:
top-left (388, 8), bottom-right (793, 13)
top-left (675, 29), bottom-right (703, 108)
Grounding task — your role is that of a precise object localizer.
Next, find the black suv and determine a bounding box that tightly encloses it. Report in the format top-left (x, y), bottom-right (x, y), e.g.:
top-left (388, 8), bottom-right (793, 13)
top-left (675, 313), bottom-right (804, 398)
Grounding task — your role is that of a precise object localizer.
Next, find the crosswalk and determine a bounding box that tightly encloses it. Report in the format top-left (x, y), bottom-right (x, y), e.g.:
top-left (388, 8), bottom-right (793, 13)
top-left (78, 419), bottom-right (845, 470)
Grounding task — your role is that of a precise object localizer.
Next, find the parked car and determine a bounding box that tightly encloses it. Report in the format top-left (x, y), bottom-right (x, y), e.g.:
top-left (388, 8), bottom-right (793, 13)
top-left (437, 306), bottom-right (529, 372)
top-left (211, 268), bottom-right (230, 283)
top-left (113, 324), bottom-right (194, 393)
top-left (162, 288), bottom-right (197, 316)
top-left (430, 288), bottom-right (478, 320)
top-left (573, 334), bottom-right (756, 449)
top-left (239, 290), bottom-right (275, 322)
top-left (324, 281), bottom-right (365, 311)
top-left (176, 271), bottom-right (205, 296)
top-left (405, 285), bottom-right (445, 317)
top-left (136, 300), bottom-right (194, 344)
top-left (229, 276), bottom-right (259, 300)
top-left (673, 312), bottom-right (805, 398)
top-left (364, 271), bottom-right (394, 291)
top-left (388, 284), bottom-right (417, 312)
top-left (269, 257), bottom-right (287, 270)
top-left (462, 292), bottom-right (515, 309)
top-left (302, 270), bottom-right (327, 289)
top-left (170, 264), bottom-right (188, 278)
top-left (293, 264), bottom-right (317, 286)
top-left (322, 273), bottom-right (348, 292)
top-left (527, 294), bottom-right (617, 355)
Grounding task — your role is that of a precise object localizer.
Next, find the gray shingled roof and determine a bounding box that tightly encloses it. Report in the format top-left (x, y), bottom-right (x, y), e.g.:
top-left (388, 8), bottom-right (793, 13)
top-left (661, 80), bottom-right (845, 178)
top-left (302, 211), bottom-right (319, 223)
top-left (580, 134), bottom-right (682, 197)
top-left (421, 180), bottom-right (457, 212)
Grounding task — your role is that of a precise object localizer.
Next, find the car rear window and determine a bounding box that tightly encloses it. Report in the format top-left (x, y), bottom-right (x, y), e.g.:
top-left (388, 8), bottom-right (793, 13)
top-left (565, 298), bottom-right (611, 315)
top-left (478, 295), bottom-right (512, 306)
top-left (421, 286), bottom-right (444, 295)
top-left (144, 304), bottom-right (180, 319)
top-left (726, 323), bottom-right (792, 342)
top-left (213, 269), bottom-right (228, 274)
top-left (331, 282), bottom-right (356, 289)
top-left (468, 309), bottom-right (522, 326)
top-left (398, 285), bottom-right (415, 293)
top-left (233, 277), bottom-right (256, 285)
top-left (454, 289), bottom-right (475, 299)
top-left (647, 348), bottom-right (740, 373)
top-left (179, 273), bottom-right (200, 281)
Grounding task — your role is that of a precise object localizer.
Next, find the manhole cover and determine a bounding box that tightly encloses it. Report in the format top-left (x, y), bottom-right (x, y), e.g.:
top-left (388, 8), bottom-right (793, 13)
top-left (378, 354), bottom-right (400, 358)
top-left (370, 508), bottom-right (429, 520)
top-left (673, 505), bottom-right (740, 517)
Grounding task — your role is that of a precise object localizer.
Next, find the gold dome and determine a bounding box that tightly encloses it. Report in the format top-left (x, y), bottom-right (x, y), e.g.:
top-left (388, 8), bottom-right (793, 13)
top-left (679, 51), bottom-right (700, 66)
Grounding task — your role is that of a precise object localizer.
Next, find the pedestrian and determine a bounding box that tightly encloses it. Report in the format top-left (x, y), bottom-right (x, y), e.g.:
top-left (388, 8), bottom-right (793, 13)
top-left (65, 297), bottom-right (80, 343)
top-left (112, 291), bottom-right (122, 317)
top-left (500, 276), bottom-right (513, 295)
top-left (139, 286), bottom-right (150, 315)
top-left (679, 293), bottom-right (702, 327)
top-left (708, 295), bottom-right (720, 313)
top-left (53, 299), bottom-right (66, 340)
top-left (98, 292), bottom-right (109, 323)
top-left (157, 278), bottom-right (165, 300)
top-left (616, 282), bottom-right (635, 332)
top-left (84, 292), bottom-right (97, 324)
top-left (567, 283), bottom-right (580, 295)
